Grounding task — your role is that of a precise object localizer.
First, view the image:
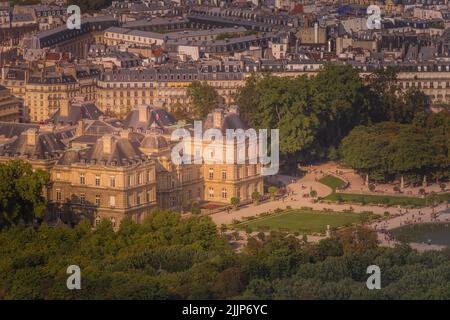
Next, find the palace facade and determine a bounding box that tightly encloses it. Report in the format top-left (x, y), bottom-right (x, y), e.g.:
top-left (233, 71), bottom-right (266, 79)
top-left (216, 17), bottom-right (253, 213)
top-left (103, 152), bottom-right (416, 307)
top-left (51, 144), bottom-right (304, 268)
top-left (0, 104), bottom-right (264, 229)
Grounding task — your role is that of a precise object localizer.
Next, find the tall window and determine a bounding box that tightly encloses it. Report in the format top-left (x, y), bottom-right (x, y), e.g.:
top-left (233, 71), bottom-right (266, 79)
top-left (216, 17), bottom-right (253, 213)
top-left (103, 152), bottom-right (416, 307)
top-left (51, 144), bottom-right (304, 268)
top-left (95, 175), bottom-right (100, 186)
top-left (222, 188), bottom-right (227, 199)
top-left (208, 187), bottom-right (214, 198)
top-left (209, 168), bottom-right (214, 180)
top-left (79, 173), bottom-right (85, 185)
top-left (136, 192), bottom-right (141, 205)
top-left (56, 189), bottom-right (61, 201)
top-left (137, 173), bottom-right (142, 185)
top-left (95, 195), bottom-right (100, 207)
top-left (110, 176), bottom-right (116, 187)
top-left (221, 169), bottom-right (227, 180)
top-left (80, 193), bottom-right (85, 205)
top-left (109, 196), bottom-right (116, 208)
top-left (127, 175), bottom-right (131, 187)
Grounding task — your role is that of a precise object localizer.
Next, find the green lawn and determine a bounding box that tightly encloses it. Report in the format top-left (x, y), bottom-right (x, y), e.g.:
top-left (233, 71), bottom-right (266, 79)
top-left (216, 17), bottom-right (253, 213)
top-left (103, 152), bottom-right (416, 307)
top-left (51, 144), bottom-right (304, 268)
top-left (318, 175), bottom-right (346, 191)
top-left (323, 192), bottom-right (426, 207)
top-left (439, 193), bottom-right (450, 203)
top-left (318, 175), bottom-right (449, 208)
top-left (236, 209), bottom-right (359, 234)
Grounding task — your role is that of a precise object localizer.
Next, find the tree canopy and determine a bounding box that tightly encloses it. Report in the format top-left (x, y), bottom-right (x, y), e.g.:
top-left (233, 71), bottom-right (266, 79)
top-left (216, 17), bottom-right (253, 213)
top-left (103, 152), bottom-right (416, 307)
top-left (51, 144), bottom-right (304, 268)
top-left (1, 215), bottom-right (450, 299)
top-left (340, 114), bottom-right (450, 183)
top-left (235, 65), bottom-right (429, 163)
top-left (0, 161), bottom-right (50, 229)
top-left (187, 81), bottom-right (220, 120)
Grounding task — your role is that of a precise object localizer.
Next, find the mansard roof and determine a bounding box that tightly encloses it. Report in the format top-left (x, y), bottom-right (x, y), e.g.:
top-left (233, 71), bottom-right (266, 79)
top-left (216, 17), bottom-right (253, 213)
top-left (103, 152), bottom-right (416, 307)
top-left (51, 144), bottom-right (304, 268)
top-left (58, 135), bottom-right (148, 167)
top-left (203, 108), bottom-right (249, 134)
top-left (49, 103), bottom-right (104, 125)
top-left (123, 105), bottom-right (176, 131)
top-left (0, 129), bottom-right (66, 160)
top-left (140, 134), bottom-right (169, 150)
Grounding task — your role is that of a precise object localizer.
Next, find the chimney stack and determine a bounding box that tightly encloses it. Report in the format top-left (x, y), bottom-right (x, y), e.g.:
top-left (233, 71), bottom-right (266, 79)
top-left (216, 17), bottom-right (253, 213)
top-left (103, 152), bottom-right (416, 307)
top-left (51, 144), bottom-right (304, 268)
top-left (102, 135), bottom-right (114, 154)
top-left (25, 128), bottom-right (38, 146)
top-left (314, 22), bottom-right (319, 44)
top-left (138, 105), bottom-right (149, 122)
top-left (60, 100), bottom-right (69, 117)
top-left (119, 129), bottom-right (131, 139)
top-left (213, 108), bottom-right (223, 128)
top-left (229, 105), bottom-right (239, 115)
top-left (76, 120), bottom-right (85, 136)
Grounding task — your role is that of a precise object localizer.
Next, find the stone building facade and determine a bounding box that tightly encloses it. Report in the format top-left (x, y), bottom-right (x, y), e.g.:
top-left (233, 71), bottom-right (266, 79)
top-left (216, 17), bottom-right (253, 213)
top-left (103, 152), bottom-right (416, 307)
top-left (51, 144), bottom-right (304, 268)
top-left (0, 104), bottom-right (265, 228)
top-left (0, 84), bottom-right (20, 122)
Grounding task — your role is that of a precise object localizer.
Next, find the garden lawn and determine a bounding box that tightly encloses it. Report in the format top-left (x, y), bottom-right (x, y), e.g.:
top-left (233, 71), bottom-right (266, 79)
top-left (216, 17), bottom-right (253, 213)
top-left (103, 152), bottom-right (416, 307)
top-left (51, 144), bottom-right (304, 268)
top-left (318, 175), bottom-right (346, 191)
top-left (323, 192), bottom-right (426, 207)
top-left (438, 193), bottom-right (450, 203)
top-left (318, 174), bottom-right (443, 207)
top-left (236, 209), bottom-right (359, 234)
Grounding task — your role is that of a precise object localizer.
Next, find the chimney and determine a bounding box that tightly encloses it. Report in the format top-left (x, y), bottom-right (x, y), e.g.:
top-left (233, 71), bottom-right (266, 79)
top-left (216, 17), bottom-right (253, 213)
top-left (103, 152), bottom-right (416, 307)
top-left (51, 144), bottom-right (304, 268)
top-left (138, 105), bottom-right (149, 122)
top-left (102, 135), bottom-right (114, 154)
top-left (119, 129), bottom-right (131, 139)
top-left (76, 120), bottom-right (84, 136)
top-left (26, 128), bottom-right (38, 146)
top-left (314, 22), bottom-right (319, 44)
top-left (60, 100), bottom-right (69, 117)
top-left (229, 105), bottom-right (239, 115)
top-left (213, 109), bottom-right (223, 128)
top-left (153, 99), bottom-right (165, 108)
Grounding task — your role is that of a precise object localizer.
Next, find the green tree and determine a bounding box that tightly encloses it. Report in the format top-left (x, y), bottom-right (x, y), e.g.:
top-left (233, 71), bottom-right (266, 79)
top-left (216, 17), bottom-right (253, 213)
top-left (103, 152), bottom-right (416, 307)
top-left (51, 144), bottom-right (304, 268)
top-left (268, 186), bottom-right (278, 200)
top-left (0, 160), bottom-right (50, 228)
top-left (339, 226), bottom-right (378, 255)
top-left (251, 191), bottom-right (261, 205)
top-left (231, 197), bottom-right (240, 209)
top-left (426, 192), bottom-right (441, 215)
top-left (187, 81), bottom-right (220, 119)
top-left (170, 102), bottom-right (191, 122)
top-left (341, 121), bottom-right (447, 184)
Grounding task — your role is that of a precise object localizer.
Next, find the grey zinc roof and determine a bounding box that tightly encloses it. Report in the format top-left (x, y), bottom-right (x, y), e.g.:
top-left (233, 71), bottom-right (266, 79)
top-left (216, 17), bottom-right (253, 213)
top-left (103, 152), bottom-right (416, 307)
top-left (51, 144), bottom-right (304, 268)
top-left (0, 131), bottom-right (66, 160)
top-left (0, 122), bottom-right (39, 139)
top-left (140, 134), bottom-right (169, 149)
top-left (82, 119), bottom-right (124, 136)
top-left (123, 106), bottom-right (176, 131)
top-left (58, 135), bottom-right (146, 166)
top-left (203, 111), bottom-right (248, 134)
top-left (49, 103), bottom-right (104, 125)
